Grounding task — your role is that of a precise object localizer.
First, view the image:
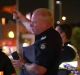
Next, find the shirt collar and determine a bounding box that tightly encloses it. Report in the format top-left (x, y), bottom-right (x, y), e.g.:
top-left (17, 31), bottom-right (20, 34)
top-left (35, 27), bottom-right (53, 39)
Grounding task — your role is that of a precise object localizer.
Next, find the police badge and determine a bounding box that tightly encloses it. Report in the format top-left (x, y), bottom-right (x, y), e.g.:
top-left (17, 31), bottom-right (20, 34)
top-left (40, 43), bottom-right (46, 50)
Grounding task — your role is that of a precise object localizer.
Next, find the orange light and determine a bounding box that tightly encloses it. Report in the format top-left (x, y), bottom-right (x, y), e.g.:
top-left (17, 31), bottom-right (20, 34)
top-left (2, 5), bottom-right (16, 14)
top-left (0, 71), bottom-right (4, 75)
top-left (1, 17), bottom-right (6, 25)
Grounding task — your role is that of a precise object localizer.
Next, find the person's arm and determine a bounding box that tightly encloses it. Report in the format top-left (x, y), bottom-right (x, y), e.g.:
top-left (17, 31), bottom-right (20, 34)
top-left (24, 63), bottom-right (47, 75)
top-left (15, 11), bottom-right (33, 33)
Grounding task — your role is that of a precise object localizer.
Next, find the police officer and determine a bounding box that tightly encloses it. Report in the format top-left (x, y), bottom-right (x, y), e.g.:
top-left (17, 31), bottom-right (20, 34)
top-left (15, 8), bottom-right (62, 75)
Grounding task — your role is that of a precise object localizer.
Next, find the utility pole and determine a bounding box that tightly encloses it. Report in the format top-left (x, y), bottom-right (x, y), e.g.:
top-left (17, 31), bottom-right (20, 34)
top-left (56, 0), bottom-right (62, 24)
top-left (49, 0), bottom-right (55, 27)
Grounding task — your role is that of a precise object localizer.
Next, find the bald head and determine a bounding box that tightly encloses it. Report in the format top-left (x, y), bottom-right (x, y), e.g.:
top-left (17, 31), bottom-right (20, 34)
top-left (31, 8), bottom-right (54, 25)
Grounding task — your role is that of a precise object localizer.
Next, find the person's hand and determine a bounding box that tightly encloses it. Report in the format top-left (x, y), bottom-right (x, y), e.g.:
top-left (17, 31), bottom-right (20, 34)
top-left (12, 58), bottom-right (26, 69)
top-left (12, 60), bottom-right (21, 68)
top-left (19, 57), bottom-right (26, 65)
top-left (12, 10), bottom-right (26, 21)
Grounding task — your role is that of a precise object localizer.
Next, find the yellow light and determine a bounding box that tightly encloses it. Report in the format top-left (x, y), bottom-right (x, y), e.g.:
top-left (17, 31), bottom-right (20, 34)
top-left (1, 17), bottom-right (6, 25)
top-left (0, 71), bottom-right (4, 75)
top-left (2, 46), bottom-right (9, 55)
top-left (56, 1), bottom-right (61, 4)
top-left (62, 16), bottom-right (66, 21)
top-left (8, 31), bottom-right (14, 38)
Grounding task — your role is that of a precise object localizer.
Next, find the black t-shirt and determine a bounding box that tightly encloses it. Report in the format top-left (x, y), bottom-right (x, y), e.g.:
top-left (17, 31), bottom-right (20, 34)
top-left (60, 42), bottom-right (76, 62)
top-left (0, 51), bottom-right (16, 75)
top-left (34, 27), bottom-right (62, 75)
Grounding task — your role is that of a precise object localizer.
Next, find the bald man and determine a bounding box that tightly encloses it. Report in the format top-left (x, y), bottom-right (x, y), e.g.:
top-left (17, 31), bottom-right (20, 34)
top-left (16, 8), bottom-right (62, 75)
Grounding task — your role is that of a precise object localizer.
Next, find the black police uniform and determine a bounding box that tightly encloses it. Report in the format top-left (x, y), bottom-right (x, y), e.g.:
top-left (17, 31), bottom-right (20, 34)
top-left (0, 51), bottom-right (16, 75)
top-left (34, 27), bottom-right (62, 75)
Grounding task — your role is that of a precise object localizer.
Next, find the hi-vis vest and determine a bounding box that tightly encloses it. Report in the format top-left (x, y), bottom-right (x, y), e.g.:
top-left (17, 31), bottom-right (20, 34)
top-left (59, 44), bottom-right (79, 69)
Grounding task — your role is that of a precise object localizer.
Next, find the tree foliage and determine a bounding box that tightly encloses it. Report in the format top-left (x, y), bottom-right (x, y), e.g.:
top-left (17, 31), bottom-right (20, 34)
top-left (71, 27), bottom-right (80, 56)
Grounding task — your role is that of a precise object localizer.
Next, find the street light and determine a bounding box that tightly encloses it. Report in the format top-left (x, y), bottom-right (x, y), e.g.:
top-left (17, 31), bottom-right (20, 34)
top-left (56, 1), bottom-right (61, 4)
top-left (56, 1), bottom-right (62, 24)
top-left (8, 31), bottom-right (15, 38)
top-left (61, 16), bottom-right (67, 24)
top-left (62, 16), bottom-right (66, 21)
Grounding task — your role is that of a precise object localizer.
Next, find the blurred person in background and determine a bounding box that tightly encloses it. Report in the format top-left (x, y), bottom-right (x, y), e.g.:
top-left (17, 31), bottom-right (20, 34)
top-left (55, 24), bottom-right (78, 75)
top-left (0, 48), bottom-right (16, 75)
top-left (14, 8), bottom-right (62, 75)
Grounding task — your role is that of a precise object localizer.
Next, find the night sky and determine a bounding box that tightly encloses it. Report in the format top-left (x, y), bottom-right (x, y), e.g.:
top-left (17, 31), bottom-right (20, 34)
top-left (62, 0), bottom-right (80, 23)
top-left (0, 0), bottom-right (80, 24)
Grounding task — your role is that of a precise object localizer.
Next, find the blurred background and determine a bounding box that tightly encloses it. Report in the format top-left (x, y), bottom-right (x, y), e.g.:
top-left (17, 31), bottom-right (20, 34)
top-left (0, 0), bottom-right (80, 75)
